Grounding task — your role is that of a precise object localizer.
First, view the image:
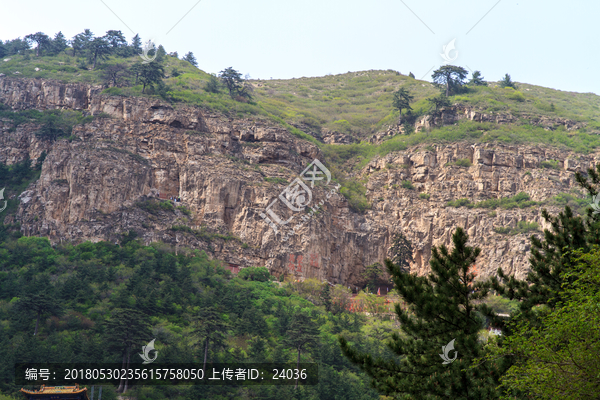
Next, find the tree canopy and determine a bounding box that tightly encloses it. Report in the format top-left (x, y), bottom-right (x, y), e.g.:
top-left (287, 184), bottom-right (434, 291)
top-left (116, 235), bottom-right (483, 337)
top-left (432, 65), bottom-right (468, 96)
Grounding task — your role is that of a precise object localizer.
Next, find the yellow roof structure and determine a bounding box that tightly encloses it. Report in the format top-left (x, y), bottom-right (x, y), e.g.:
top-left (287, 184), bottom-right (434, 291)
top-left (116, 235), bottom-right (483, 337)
top-left (20, 384), bottom-right (90, 400)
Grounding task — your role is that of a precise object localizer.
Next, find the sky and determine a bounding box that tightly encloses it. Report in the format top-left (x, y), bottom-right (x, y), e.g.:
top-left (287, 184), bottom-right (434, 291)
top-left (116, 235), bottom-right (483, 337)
top-left (1, 0), bottom-right (598, 94)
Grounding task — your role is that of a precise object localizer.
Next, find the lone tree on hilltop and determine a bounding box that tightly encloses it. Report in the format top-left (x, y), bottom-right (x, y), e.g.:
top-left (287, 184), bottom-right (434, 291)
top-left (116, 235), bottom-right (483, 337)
top-left (219, 67), bottom-right (253, 101)
top-left (432, 65), bottom-right (468, 96)
top-left (25, 32), bottom-right (51, 56)
top-left (183, 51), bottom-right (198, 67)
top-left (340, 227), bottom-right (506, 399)
top-left (392, 87), bottom-right (414, 122)
top-left (499, 73), bottom-right (517, 89)
top-left (469, 70), bottom-right (486, 86)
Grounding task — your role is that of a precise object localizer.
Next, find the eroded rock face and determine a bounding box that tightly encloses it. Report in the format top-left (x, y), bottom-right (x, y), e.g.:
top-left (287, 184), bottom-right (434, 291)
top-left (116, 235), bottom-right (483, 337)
top-left (0, 77), bottom-right (597, 287)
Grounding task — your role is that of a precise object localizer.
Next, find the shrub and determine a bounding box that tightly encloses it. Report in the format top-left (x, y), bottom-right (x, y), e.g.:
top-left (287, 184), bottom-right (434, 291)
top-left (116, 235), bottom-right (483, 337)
top-left (176, 206), bottom-right (192, 216)
top-left (264, 177), bottom-right (288, 185)
top-left (494, 221), bottom-right (539, 235)
top-left (541, 160), bottom-right (560, 169)
top-left (401, 180), bottom-right (415, 190)
top-left (237, 266), bottom-right (271, 282)
top-left (419, 193), bottom-right (431, 200)
top-left (447, 198), bottom-right (472, 208)
top-left (137, 199), bottom-right (174, 215)
top-left (453, 158), bottom-right (472, 167)
top-left (474, 192), bottom-right (538, 210)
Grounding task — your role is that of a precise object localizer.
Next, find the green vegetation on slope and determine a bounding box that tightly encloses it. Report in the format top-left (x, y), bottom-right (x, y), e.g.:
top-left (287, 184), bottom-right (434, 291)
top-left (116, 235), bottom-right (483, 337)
top-left (0, 236), bottom-right (387, 399)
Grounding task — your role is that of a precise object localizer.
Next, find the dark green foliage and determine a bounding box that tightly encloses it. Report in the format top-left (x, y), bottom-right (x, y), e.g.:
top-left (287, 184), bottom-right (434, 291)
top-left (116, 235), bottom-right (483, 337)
top-left (205, 74), bottom-right (221, 93)
top-left (426, 93), bottom-right (451, 115)
top-left (51, 31), bottom-right (68, 55)
top-left (219, 67), bottom-right (253, 101)
top-left (320, 284), bottom-right (332, 312)
top-left (490, 247), bottom-right (600, 399)
top-left (469, 71), bottom-right (486, 86)
top-left (283, 311), bottom-right (320, 388)
top-left (392, 87), bottom-right (414, 119)
top-left (389, 232), bottom-right (413, 272)
top-left (182, 51), bottom-right (198, 67)
top-left (136, 199), bottom-right (174, 214)
top-left (15, 293), bottom-right (62, 335)
top-left (130, 34), bottom-right (142, 55)
top-left (493, 221), bottom-right (539, 236)
top-left (24, 32), bottom-right (51, 56)
top-left (101, 63), bottom-right (130, 87)
top-left (499, 73), bottom-right (517, 89)
top-left (237, 266), bottom-right (271, 282)
top-left (130, 61), bottom-right (165, 93)
top-left (104, 30), bottom-right (127, 53)
top-left (361, 263), bottom-right (386, 292)
top-left (105, 308), bottom-right (152, 392)
top-left (408, 72), bottom-right (415, 79)
top-left (0, 234), bottom-right (385, 398)
top-left (191, 306), bottom-right (231, 372)
top-left (70, 30), bottom-right (92, 58)
top-left (540, 159), bottom-right (559, 169)
top-left (432, 65), bottom-right (468, 96)
top-left (340, 228), bottom-right (505, 399)
top-left (452, 158), bottom-right (472, 167)
top-left (447, 192), bottom-right (539, 210)
top-left (401, 180), bottom-right (414, 190)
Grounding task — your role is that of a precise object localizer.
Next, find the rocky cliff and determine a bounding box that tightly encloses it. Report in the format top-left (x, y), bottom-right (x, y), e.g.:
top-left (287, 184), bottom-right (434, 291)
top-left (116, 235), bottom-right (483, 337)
top-left (1, 77), bottom-right (596, 287)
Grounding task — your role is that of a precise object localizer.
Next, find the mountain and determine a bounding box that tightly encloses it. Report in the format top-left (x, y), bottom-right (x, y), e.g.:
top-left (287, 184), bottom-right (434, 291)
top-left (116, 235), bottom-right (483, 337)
top-left (1, 67), bottom-right (598, 286)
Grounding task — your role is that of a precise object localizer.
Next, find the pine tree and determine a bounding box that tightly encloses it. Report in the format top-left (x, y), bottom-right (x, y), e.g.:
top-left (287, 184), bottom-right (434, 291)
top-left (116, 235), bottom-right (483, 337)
top-left (499, 74), bottom-right (517, 89)
top-left (105, 308), bottom-right (152, 393)
top-left (134, 62), bottom-right (165, 93)
top-left (339, 228), bottom-right (503, 399)
top-left (392, 87), bottom-right (414, 117)
top-left (16, 293), bottom-right (62, 336)
top-left (469, 71), bottom-right (486, 86)
top-left (87, 37), bottom-right (110, 69)
top-left (51, 31), bottom-right (68, 55)
top-left (24, 32), bottom-right (51, 56)
top-left (283, 311), bottom-right (320, 389)
top-left (182, 51), bottom-right (198, 67)
top-left (191, 306), bottom-right (230, 374)
top-left (131, 34), bottom-right (142, 55)
top-left (432, 65), bottom-right (468, 96)
top-left (389, 231), bottom-right (413, 272)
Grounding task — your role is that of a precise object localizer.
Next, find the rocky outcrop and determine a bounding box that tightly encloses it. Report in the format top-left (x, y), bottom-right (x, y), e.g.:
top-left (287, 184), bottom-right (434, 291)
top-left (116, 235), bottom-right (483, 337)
top-left (0, 77), bottom-right (597, 288)
top-left (414, 105), bottom-right (585, 133)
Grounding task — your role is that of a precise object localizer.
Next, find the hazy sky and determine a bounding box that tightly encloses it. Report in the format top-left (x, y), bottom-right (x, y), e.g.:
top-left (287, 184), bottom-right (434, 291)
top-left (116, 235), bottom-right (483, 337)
top-left (1, 1), bottom-right (598, 94)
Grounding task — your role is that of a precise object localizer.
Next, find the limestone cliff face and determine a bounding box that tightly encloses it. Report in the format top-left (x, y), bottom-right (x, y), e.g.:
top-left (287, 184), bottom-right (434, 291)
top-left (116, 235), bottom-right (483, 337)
top-left (0, 77), bottom-right (596, 287)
